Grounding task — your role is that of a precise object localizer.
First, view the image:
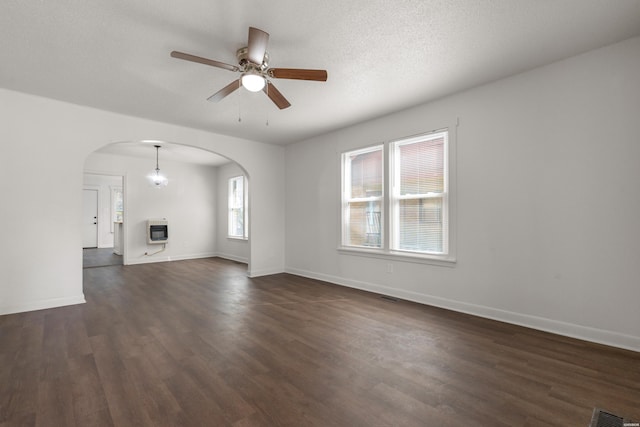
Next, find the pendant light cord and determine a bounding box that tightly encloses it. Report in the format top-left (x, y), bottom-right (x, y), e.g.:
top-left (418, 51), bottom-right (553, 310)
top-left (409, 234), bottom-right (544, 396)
top-left (155, 145), bottom-right (161, 173)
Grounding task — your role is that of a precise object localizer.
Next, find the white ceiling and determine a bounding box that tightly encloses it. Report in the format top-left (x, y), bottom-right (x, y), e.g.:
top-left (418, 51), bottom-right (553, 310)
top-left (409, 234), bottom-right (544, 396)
top-left (96, 141), bottom-right (232, 167)
top-left (2, 0), bottom-right (640, 152)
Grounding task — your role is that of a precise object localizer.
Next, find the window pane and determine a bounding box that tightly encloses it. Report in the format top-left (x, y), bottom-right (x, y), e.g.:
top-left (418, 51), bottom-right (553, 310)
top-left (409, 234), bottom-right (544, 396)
top-left (231, 177), bottom-right (243, 208)
top-left (230, 208), bottom-right (244, 236)
top-left (228, 176), bottom-right (245, 237)
top-left (346, 201), bottom-right (382, 248)
top-left (398, 197), bottom-right (443, 252)
top-left (349, 149), bottom-right (382, 198)
top-left (399, 137), bottom-right (444, 195)
top-left (113, 189), bottom-right (123, 222)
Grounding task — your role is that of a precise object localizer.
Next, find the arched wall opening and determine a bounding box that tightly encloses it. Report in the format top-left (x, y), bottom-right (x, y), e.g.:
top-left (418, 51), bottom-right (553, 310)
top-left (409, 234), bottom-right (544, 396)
top-left (0, 87), bottom-right (285, 315)
top-left (82, 140), bottom-right (252, 275)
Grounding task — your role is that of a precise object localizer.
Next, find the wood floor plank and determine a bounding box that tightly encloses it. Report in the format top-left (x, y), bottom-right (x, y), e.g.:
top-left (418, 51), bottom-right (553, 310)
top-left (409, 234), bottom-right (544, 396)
top-left (89, 335), bottom-right (155, 427)
top-left (0, 411), bottom-right (36, 427)
top-left (163, 370), bottom-right (232, 427)
top-left (36, 378), bottom-right (76, 427)
top-left (71, 408), bottom-right (113, 427)
top-left (178, 355), bottom-right (256, 424)
top-left (1, 257), bottom-right (638, 426)
top-left (67, 354), bottom-right (110, 419)
top-left (131, 380), bottom-right (186, 427)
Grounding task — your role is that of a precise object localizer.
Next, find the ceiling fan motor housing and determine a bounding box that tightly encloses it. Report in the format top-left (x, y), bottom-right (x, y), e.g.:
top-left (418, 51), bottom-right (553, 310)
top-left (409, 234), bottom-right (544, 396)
top-left (236, 47), bottom-right (269, 70)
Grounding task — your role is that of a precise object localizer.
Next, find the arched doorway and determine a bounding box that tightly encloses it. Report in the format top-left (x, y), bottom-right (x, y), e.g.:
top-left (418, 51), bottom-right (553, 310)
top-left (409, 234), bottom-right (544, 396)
top-left (82, 140), bottom-right (251, 281)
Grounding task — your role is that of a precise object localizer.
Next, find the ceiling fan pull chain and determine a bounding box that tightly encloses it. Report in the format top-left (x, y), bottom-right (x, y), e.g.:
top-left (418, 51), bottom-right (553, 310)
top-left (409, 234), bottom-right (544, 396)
top-left (238, 81), bottom-right (242, 123)
top-left (265, 83), bottom-right (269, 126)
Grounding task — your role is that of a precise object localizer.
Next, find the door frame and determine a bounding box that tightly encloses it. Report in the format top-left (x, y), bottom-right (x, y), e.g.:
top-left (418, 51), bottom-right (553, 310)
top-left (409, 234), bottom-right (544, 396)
top-left (83, 171), bottom-right (127, 264)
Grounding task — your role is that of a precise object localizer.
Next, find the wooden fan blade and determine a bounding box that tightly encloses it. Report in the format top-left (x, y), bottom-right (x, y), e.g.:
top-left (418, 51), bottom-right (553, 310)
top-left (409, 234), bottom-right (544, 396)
top-left (171, 51), bottom-right (239, 72)
top-left (263, 82), bottom-right (291, 109)
top-left (247, 27), bottom-right (269, 65)
top-left (269, 68), bottom-right (328, 81)
top-left (207, 79), bottom-right (241, 102)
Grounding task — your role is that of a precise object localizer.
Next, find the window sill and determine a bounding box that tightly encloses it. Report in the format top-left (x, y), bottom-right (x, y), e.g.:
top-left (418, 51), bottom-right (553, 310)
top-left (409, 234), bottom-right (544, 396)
top-left (337, 246), bottom-right (456, 267)
top-left (227, 236), bottom-right (249, 241)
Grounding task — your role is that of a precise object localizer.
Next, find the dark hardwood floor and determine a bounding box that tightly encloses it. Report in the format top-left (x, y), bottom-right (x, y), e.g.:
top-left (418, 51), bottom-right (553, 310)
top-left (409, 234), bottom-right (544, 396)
top-left (83, 248), bottom-right (123, 269)
top-left (1, 257), bottom-right (638, 426)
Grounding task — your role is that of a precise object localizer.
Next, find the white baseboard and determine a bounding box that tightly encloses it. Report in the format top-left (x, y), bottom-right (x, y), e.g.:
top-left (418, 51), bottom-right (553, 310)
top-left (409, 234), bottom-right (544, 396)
top-left (284, 266), bottom-right (640, 353)
top-left (126, 252), bottom-right (217, 265)
top-left (248, 266), bottom-right (284, 278)
top-left (169, 252), bottom-right (218, 262)
top-left (215, 252), bottom-right (249, 264)
top-left (0, 294), bottom-right (86, 316)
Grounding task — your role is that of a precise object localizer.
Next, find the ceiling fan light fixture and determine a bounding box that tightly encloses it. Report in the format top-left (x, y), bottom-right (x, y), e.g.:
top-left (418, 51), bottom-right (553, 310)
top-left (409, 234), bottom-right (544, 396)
top-left (241, 71), bottom-right (265, 92)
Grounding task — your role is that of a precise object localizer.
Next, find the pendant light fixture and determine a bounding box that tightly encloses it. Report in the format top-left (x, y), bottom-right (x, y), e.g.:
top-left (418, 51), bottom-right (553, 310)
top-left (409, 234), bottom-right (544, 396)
top-left (148, 144), bottom-right (168, 187)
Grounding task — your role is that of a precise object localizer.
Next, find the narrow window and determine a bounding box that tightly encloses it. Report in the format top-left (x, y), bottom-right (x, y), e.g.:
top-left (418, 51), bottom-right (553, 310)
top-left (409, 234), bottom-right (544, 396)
top-left (391, 131), bottom-right (448, 254)
top-left (341, 145), bottom-right (384, 248)
top-left (228, 176), bottom-right (248, 239)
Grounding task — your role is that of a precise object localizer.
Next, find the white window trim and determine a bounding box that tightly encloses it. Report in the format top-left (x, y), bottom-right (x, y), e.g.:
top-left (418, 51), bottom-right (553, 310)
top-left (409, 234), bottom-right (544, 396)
top-left (390, 130), bottom-right (449, 256)
top-left (338, 123), bottom-right (457, 267)
top-left (341, 144), bottom-right (384, 249)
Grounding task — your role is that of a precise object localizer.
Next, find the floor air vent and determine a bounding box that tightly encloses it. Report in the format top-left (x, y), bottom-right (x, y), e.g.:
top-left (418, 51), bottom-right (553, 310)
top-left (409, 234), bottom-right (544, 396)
top-left (589, 408), bottom-right (637, 427)
top-left (380, 295), bottom-right (399, 303)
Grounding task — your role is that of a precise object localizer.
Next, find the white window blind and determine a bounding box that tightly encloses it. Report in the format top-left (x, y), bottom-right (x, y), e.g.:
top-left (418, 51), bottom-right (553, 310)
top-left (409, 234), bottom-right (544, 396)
top-left (392, 131), bottom-right (447, 254)
top-left (342, 146), bottom-right (383, 248)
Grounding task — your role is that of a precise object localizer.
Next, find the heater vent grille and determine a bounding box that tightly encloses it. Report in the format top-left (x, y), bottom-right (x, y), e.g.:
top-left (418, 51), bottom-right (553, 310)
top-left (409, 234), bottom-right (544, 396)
top-left (147, 219), bottom-right (168, 245)
top-left (589, 408), bottom-right (636, 427)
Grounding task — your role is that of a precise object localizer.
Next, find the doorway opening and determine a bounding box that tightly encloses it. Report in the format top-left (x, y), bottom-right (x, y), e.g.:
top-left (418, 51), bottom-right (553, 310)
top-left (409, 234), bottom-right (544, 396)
top-left (83, 173), bottom-right (124, 268)
top-left (82, 140), bottom-right (251, 278)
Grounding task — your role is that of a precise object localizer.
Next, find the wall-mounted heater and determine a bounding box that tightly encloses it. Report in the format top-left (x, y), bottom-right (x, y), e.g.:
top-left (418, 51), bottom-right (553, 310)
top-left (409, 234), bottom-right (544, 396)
top-left (147, 219), bottom-right (168, 244)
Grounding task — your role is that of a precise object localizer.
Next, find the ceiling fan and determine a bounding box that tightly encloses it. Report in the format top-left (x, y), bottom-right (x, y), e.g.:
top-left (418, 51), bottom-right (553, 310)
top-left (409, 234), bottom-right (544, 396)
top-left (171, 27), bottom-right (328, 109)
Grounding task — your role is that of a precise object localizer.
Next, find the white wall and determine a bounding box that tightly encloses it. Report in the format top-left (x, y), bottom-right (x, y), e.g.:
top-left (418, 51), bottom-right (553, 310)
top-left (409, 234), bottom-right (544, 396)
top-left (216, 162), bottom-right (250, 263)
top-left (85, 153), bottom-right (218, 264)
top-left (284, 36), bottom-right (640, 351)
top-left (83, 173), bottom-right (122, 248)
top-left (0, 90), bottom-right (285, 315)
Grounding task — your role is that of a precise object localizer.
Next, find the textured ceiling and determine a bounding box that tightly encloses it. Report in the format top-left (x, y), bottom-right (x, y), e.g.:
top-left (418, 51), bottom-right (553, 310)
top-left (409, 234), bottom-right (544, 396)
top-left (2, 0), bottom-right (640, 148)
top-left (95, 141), bottom-right (232, 167)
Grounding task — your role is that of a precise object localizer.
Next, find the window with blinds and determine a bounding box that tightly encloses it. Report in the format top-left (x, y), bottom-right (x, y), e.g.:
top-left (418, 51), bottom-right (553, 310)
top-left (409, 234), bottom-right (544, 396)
top-left (340, 129), bottom-right (452, 261)
top-left (391, 131), bottom-right (447, 254)
top-left (228, 176), bottom-right (248, 239)
top-left (342, 145), bottom-right (384, 248)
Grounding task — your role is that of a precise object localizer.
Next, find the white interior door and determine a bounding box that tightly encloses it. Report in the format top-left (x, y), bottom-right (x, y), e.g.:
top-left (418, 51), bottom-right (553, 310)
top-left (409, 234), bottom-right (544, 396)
top-left (82, 189), bottom-right (98, 248)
